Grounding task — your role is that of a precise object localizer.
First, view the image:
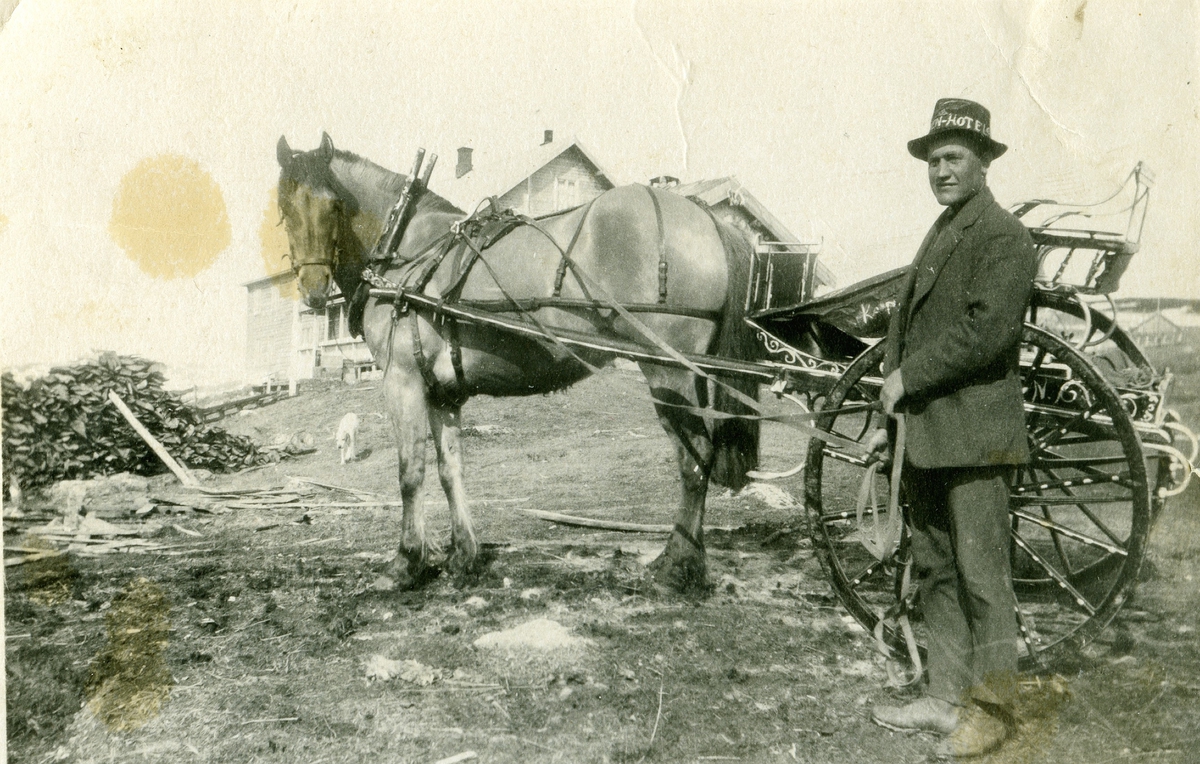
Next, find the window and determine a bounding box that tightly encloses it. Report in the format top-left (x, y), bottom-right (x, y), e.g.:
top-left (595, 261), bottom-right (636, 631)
top-left (553, 177), bottom-right (579, 211)
top-left (323, 303), bottom-right (350, 341)
top-left (326, 304), bottom-right (341, 341)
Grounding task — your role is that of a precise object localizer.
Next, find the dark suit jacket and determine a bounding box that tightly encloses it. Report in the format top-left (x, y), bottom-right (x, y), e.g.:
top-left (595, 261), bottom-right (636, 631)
top-left (883, 186), bottom-right (1037, 468)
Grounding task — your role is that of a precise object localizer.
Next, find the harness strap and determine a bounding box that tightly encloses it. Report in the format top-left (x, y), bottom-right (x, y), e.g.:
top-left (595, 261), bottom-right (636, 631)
top-left (409, 313), bottom-right (438, 396)
top-left (540, 221), bottom-right (765, 417)
top-left (408, 312), bottom-right (468, 408)
top-left (645, 186), bottom-right (669, 303)
top-left (448, 318), bottom-right (466, 395)
top-left (673, 523), bottom-right (704, 551)
top-left (552, 199), bottom-right (598, 297)
top-left (873, 556), bottom-right (924, 688)
top-left (374, 225), bottom-right (874, 458)
top-left (855, 416), bottom-right (905, 561)
top-left (457, 234), bottom-right (605, 376)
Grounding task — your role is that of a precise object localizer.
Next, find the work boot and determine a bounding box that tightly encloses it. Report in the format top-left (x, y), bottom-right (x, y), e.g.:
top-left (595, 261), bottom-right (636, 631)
top-left (871, 697), bottom-right (959, 735)
top-left (932, 702), bottom-right (1012, 759)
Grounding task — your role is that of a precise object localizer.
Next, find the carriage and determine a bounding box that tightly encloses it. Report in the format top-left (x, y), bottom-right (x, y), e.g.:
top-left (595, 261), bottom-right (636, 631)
top-left (276, 139), bottom-right (1195, 677)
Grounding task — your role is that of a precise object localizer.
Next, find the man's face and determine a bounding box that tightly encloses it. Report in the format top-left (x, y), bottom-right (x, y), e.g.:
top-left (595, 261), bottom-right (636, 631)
top-left (927, 138), bottom-right (988, 207)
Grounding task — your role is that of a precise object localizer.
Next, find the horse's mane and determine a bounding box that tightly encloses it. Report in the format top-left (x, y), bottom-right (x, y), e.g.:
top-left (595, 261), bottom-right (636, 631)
top-left (330, 149), bottom-right (406, 197)
top-left (330, 149), bottom-right (462, 215)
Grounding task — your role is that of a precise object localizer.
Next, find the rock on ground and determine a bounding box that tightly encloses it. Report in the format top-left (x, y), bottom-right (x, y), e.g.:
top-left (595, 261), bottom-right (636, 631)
top-left (473, 618), bottom-right (593, 652)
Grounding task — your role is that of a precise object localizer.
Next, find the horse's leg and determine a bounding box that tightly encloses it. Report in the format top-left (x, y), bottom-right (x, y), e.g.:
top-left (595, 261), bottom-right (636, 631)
top-left (384, 366), bottom-right (434, 588)
top-left (427, 402), bottom-right (479, 578)
top-left (640, 364), bottom-right (714, 594)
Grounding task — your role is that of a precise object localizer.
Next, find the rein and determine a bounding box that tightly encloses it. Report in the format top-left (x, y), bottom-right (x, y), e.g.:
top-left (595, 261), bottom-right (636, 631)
top-left (852, 414), bottom-right (923, 688)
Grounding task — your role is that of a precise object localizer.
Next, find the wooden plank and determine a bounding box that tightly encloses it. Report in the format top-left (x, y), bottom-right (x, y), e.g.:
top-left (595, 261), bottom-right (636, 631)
top-left (512, 508), bottom-right (671, 534)
top-left (108, 390), bottom-right (200, 487)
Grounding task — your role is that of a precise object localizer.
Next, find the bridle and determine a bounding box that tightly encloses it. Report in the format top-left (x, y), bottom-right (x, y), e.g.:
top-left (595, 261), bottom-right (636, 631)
top-left (280, 192), bottom-right (343, 281)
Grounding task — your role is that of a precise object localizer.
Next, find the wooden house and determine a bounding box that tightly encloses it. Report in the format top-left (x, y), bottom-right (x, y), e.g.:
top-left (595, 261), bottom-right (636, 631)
top-left (1130, 310), bottom-right (1185, 348)
top-left (668, 177), bottom-right (834, 307)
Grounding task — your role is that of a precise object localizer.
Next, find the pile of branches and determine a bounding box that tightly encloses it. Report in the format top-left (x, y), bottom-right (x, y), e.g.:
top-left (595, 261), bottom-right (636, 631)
top-left (3, 353), bottom-right (269, 492)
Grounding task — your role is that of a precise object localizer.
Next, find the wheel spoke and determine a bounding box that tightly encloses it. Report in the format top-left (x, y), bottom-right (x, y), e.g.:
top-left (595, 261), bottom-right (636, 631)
top-left (821, 447), bottom-right (869, 468)
top-left (1011, 530), bottom-right (1098, 615)
top-left (1028, 403), bottom-right (1105, 453)
top-left (1032, 452), bottom-right (1130, 467)
top-left (1024, 344), bottom-right (1049, 381)
top-left (1013, 494), bottom-right (1131, 506)
top-left (1039, 466), bottom-right (1128, 546)
top-left (1067, 460), bottom-right (1142, 491)
top-left (1013, 469), bottom-right (1133, 493)
top-left (820, 507), bottom-right (882, 524)
top-left (1014, 605), bottom-right (1045, 667)
top-left (1040, 490), bottom-right (1074, 575)
top-left (847, 559), bottom-right (885, 590)
top-left (1010, 508), bottom-right (1127, 556)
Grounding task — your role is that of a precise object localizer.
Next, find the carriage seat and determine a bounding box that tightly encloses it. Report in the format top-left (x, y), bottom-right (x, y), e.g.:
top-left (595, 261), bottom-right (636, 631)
top-left (750, 266), bottom-right (908, 342)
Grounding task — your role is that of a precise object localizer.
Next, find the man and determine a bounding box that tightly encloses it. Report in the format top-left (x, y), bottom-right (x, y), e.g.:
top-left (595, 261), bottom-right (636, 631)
top-left (869, 98), bottom-right (1037, 760)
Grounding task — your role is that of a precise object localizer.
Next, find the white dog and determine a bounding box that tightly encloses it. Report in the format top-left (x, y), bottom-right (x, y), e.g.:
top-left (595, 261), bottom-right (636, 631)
top-left (336, 412), bottom-right (359, 464)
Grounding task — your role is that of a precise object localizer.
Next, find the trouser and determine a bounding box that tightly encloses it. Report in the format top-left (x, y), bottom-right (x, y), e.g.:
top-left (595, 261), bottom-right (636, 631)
top-left (904, 464), bottom-right (1019, 710)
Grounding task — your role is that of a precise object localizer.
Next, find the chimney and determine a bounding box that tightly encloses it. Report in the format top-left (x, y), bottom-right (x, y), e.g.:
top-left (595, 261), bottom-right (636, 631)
top-left (455, 147), bottom-right (473, 179)
top-left (649, 175), bottom-right (679, 189)
top-left (542, 129), bottom-right (553, 145)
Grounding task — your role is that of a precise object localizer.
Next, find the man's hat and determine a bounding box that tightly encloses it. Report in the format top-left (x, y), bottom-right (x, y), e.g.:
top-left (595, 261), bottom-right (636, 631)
top-left (908, 98), bottom-right (1008, 161)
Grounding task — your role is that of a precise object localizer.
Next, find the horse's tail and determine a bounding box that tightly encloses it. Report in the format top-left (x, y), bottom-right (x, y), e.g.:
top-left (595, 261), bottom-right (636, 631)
top-left (707, 216), bottom-right (762, 490)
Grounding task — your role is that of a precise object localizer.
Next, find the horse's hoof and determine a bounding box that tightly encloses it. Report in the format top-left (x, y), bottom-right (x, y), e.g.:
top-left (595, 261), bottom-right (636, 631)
top-left (648, 551), bottom-right (710, 597)
top-left (446, 542), bottom-right (492, 586)
top-left (386, 551), bottom-right (436, 590)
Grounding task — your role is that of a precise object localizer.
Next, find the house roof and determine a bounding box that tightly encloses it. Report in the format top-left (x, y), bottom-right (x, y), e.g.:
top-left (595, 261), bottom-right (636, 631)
top-left (434, 138), bottom-right (618, 212)
top-left (1131, 311), bottom-right (1184, 334)
top-left (671, 176), bottom-right (835, 288)
top-left (243, 270), bottom-right (294, 289)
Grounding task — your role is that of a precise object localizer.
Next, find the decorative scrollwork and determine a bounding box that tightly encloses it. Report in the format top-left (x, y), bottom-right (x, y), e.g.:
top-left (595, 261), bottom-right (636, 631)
top-left (1119, 393), bottom-right (1140, 419)
top-left (362, 268), bottom-right (398, 290)
top-left (1056, 379), bottom-right (1094, 408)
top-left (753, 327), bottom-right (846, 375)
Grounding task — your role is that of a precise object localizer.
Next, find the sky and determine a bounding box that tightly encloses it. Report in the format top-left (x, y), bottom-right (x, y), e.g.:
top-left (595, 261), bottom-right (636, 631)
top-left (1, 0), bottom-right (1197, 387)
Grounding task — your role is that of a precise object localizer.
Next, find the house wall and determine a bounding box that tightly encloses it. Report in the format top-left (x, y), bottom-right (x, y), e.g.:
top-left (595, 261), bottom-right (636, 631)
top-left (245, 277), bottom-right (300, 383)
top-left (311, 300), bottom-right (374, 376)
top-left (499, 147), bottom-right (611, 217)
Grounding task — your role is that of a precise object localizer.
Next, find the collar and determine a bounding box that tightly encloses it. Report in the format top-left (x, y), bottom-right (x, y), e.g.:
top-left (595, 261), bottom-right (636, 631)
top-left (941, 185), bottom-right (993, 232)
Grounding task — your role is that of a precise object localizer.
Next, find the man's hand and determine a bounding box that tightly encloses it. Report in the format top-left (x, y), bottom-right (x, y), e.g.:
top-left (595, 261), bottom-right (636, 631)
top-left (864, 427), bottom-right (890, 464)
top-left (880, 369), bottom-right (905, 416)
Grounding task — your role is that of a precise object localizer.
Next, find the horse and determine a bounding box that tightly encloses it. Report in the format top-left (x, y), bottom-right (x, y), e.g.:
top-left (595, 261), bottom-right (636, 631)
top-left (275, 133), bottom-right (762, 593)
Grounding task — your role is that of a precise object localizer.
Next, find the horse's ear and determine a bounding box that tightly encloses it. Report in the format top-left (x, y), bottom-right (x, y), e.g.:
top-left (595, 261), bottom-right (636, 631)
top-left (319, 132), bottom-right (334, 162)
top-left (277, 136), bottom-right (293, 168)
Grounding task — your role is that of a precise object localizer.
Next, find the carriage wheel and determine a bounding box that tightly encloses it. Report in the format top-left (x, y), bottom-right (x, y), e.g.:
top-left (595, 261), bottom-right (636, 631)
top-left (804, 325), bottom-right (1152, 670)
top-left (1030, 289), bottom-right (1176, 518)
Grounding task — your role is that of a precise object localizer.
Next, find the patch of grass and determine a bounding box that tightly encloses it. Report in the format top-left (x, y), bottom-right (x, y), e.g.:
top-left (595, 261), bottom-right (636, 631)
top-left (5, 639), bottom-right (89, 761)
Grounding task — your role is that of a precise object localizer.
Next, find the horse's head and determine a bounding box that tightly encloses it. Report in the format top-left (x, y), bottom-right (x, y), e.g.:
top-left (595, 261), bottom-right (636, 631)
top-left (276, 132), bottom-right (346, 310)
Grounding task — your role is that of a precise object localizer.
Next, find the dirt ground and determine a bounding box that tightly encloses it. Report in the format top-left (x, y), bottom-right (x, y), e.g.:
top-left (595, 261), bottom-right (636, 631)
top-left (6, 339), bottom-right (1200, 764)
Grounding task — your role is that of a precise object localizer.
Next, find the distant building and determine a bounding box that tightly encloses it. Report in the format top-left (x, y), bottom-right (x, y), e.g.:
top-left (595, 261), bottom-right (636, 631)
top-left (440, 132), bottom-right (617, 217)
top-left (1130, 311), bottom-right (1185, 348)
top-left (669, 177), bottom-right (834, 307)
top-left (243, 273), bottom-right (305, 384)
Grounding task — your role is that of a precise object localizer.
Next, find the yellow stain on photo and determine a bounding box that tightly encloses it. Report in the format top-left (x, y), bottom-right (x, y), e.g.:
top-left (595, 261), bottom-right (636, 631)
top-left (109, 154), bottom-right (231, 279)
